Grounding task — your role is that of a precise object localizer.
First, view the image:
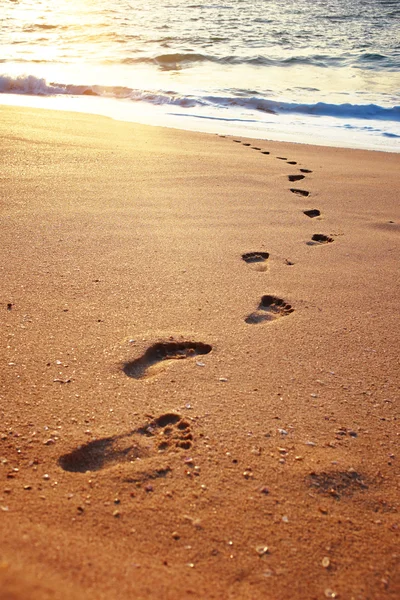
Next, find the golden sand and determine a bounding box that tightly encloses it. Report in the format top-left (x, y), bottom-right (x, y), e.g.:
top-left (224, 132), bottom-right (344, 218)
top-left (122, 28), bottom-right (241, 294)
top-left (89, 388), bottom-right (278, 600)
top-left (1, 105), bottom-right (399, 599)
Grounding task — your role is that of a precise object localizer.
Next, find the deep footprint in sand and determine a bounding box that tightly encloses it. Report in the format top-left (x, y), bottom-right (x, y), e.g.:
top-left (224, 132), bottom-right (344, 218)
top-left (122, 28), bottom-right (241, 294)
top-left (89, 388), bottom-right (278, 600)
top-left (123, 340), bottom-right (212, 380)
top-left (58, 413), bottom-right (194, 473)
top-left (304, 209), bottom-right (321, 218)
top-left (288, 174), bottom-right (305, 182)
top-left (245, 295), bottom-right (294, 324)
top-left (290, 188), bottom-right (310, 197)
top-left (308, 233), bottom-right (334, 245)
top-left (242, 251), bottom-right (269, 271)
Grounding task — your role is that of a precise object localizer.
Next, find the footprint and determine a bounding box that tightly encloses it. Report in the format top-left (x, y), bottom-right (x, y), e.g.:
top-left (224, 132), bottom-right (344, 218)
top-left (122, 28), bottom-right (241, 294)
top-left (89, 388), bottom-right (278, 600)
top-left (288, 174), bottom-right (305, 182)
top-left (307, 470), bottom-right (368, 500)
top-left (251, 147), bottom-right (261, 150)
top-left (123, 340), bottom-right (212, 380)
top-left (287, 161), bottom-right (297, 165)
top-left (243, 143), bottom-right (251, 146)
top-left (277, 157), bottom-right (287, 160)
top-left (58, 413), bottom-right (194, 473)
top-left (242, 251), bottom-right (269, 271)
top-left (308, 233), bottom-right (334, 245)
top-left (303, 209), bottom-right (321, 218)
top-left (300, 168), bottom-right (312, 173)
top-left (290, 188), bottom-right (310, 197)
top-left (233, 140), bottom-right (242, 143)
top-left (245, 295), bottom-right (294, 324)
top-left (261, 151), bottom-right (270, 155)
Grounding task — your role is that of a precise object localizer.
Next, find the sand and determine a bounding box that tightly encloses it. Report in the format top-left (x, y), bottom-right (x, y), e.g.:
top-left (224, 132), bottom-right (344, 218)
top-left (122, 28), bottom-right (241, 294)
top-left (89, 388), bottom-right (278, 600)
top-left (0, 105), bottom-right (399, 600)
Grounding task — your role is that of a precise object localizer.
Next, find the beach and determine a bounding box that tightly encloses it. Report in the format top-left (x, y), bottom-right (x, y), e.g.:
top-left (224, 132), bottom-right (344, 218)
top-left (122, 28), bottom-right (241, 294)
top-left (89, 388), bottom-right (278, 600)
top-left (0, 105), bottom-right (399, 599)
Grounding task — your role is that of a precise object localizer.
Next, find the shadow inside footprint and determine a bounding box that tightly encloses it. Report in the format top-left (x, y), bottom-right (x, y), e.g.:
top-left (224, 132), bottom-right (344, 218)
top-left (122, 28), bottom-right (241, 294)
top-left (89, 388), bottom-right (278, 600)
top-left (243, 143), bottom-right (251, 146)
top-left (245, 294), bottom-right (294, 324)
top-left (251, 146), bottom-right (261, 150)
top-left (290, 188), bottom-right (310, 197)
top-left (308, 233), bottom-right (334, 245)
top-left (307, 470), bottom-right (368, 500)
top-left (58, 413), bottom-right (194, 473)
top-left (261, 151), bottom-right (270, 155)
top-left (287, 161), bottom-right (297, 165)
top-left (58, 435), bottom-right (145, 473)
top-left (242, 251), bottom-right (269, 263)
top-left (288, 174), bottom-right (305, 182)
top-left (304, 209), bottom-right (321, 218)
top-left (123, 341), bottom-right (212, 379)
top-left (277, 156), bottom-right (287, 160)
top-left (300, 168), bottom-right (312, 173)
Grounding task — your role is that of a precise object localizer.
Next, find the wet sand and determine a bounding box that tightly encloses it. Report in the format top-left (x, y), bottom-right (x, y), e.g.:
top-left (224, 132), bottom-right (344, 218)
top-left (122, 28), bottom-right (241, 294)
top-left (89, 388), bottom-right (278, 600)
top-left (0, 105), bottom-right (399, 600)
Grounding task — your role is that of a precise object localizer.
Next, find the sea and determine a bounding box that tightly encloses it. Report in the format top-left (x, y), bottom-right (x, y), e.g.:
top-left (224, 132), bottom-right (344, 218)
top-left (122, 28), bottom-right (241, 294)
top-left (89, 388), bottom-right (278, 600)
top-left (1, 0), bottom-right (399, 151)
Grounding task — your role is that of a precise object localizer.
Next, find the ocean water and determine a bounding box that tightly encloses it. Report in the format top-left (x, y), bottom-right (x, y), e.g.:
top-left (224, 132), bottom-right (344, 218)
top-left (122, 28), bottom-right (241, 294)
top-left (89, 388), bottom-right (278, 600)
top-left (1, 0), bottom-right (399, 151)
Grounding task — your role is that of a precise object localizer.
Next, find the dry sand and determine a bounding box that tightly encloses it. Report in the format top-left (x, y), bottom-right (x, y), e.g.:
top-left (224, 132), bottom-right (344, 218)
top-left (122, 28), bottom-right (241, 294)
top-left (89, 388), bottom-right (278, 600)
top-left (0, 105), bottom-right (399, 600)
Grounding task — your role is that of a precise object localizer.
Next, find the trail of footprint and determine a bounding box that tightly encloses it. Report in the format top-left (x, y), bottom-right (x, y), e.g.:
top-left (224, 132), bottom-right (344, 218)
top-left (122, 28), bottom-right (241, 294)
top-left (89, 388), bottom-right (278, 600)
top-left (291, 188), bottom-right (310, 197)
top-left (58, 413), bottom-right (193, 473)
top-left (304, 209), bottom-right (321, 218)
top-left (245, 295), bottom-right (294, 324)
top-left (123, 341), bottom-right (212, 380)
top-left (307, 234), bottom-right (334, 245)
top-left (289, 174), bottom-right (305, 182)
top-left (242, 251), bottom-right (269, 271)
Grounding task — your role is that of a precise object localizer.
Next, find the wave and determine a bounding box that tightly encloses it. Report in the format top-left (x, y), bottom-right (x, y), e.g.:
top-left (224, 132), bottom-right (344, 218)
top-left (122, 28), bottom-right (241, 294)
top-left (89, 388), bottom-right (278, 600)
top-left (1, 74), bottom-right (399, 123)
top-left (119, 51), bottom-right (399, 70)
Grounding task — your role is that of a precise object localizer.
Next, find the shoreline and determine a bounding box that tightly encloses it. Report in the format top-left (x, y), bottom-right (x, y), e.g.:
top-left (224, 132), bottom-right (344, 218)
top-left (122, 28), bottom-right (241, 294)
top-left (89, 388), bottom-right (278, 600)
top-left (1, 105), bottom-right (399, 600)
top-left (1, 92), bottom-right (399, 154)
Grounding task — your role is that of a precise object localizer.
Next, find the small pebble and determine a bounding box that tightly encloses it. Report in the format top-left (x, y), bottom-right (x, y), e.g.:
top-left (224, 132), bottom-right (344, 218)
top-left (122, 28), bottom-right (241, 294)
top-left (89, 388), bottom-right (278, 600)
top-left (282, 516), bottom-right (289, 523)
top-left (43, 474), bottom-right (50, 480)
top-left (324, 589), bottom-right (338, 599)
top-left (256, 545), bottom-right (269, 556)
top-left (113, 510), bottom-right (121, 518)
top-left (219, 377), bottom-right (228, 382)
top-left (196, 361), bottom-right (205, 367)
top-left (322, 557), bottom-right (330, 568)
